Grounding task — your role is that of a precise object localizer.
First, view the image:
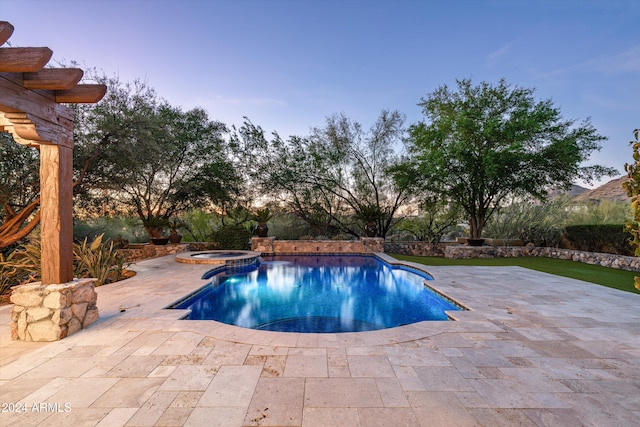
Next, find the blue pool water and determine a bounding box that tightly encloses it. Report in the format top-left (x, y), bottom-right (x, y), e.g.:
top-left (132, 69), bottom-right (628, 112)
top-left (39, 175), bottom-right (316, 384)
top-left (171, 255), bottom-right (461, 333)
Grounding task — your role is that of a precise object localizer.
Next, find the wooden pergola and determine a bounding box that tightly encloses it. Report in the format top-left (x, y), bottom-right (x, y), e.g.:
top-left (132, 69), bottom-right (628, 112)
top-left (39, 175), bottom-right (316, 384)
top-left (0, 21), bottom-right (106, 285)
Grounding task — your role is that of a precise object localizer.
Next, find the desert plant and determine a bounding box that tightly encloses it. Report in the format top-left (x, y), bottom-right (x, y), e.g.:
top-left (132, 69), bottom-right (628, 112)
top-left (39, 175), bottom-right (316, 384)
top-left (74, 234), bottom-right (128, 286)
top-left (623, 128), bottom-right (640, 291)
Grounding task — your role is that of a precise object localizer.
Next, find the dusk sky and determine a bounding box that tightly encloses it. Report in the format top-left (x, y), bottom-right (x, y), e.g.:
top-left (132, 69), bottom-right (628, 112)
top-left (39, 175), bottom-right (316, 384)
top-left (2, 0), bottom-right (638, 187)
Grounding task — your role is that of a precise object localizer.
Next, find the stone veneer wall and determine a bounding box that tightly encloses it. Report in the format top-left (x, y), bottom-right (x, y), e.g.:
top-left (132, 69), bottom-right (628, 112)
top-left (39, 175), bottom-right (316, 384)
top-left (119, 243), bottom-right (190, 262)
top-left (251, 237), bottom-right (385, 254)
top-left (10, 278), bottom-right (99, 341)
top-left (384, 241), bottom-right (640, 272)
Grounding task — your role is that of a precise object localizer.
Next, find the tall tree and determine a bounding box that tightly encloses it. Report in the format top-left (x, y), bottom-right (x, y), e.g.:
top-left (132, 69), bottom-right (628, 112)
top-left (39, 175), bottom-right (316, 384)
top-left (399, 78), bottom-right (616, 239)
top-left (73, 77), bottom-right (240, 238)
top-left (233, 110), bottom-right (410, 237)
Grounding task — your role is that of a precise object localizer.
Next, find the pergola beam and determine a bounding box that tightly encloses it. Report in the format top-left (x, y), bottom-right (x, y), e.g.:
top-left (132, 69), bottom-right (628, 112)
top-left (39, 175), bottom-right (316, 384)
top-left (0, 21), bottom-right (13, 45)
top-left (24, 68), bottom-right (83, 90)
top-left (0, 47), bottom-right (53, 72)
top-left (56, 84), bottom-right (108, 103)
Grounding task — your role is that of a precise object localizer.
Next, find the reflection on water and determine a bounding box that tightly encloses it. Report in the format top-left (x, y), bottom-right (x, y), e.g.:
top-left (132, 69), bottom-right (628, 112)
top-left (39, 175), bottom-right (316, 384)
top-left (176, 255), bottom-right (459, 332)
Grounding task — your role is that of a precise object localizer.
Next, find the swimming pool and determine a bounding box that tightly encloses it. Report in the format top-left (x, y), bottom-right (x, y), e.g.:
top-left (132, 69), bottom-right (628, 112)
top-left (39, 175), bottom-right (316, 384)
top-left (170, 255), bottom-right (461, 333)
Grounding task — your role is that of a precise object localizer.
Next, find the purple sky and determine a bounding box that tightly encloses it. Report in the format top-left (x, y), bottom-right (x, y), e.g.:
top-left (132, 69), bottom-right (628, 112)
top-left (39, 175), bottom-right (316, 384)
top-left (2, 0), bottom-right (638, 187)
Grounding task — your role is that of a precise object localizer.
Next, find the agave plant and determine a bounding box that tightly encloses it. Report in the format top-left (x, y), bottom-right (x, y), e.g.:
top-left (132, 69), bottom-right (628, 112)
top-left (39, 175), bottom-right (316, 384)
top-left (74, 234), bottom-right (128, 286)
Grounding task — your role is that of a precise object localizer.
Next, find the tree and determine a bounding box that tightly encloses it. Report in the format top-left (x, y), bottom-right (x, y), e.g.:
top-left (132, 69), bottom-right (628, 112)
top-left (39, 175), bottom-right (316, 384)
top-left (623, 128), bottom-right (640, 291)
top-left (72, 77), bottom-right (240, 239)
top-left (0, 133), bottom-right (40, 249)
top-left (233, 110), bottom-right (411, 237)
top-left (400, 78), bottom-right (616, 239)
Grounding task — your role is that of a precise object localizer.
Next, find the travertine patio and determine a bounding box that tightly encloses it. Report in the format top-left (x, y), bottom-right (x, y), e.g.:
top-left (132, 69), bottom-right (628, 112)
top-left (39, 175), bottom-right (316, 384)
top-left (1, 253), bottom-right (639, 426)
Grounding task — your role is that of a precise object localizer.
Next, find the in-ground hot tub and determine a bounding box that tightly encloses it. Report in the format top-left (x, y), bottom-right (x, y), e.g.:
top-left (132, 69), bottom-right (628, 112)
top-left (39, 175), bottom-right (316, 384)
top-left (175, 250), bottom-right (262, 266)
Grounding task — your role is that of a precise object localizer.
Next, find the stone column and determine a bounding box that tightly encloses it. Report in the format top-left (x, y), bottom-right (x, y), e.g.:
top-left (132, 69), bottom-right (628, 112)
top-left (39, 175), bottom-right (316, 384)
top-left (10, 278), bottom-right (99, 341)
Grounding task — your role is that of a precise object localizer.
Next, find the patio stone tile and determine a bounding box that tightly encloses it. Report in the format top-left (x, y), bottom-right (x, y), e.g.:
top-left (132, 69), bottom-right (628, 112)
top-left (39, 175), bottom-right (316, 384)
top-left (170, 391), bottom-right (204, 407)
top-left (375, 377), bottom-right (409, 407)
top-left (17, 357), bottom-right (99, 379)
top-left (467, 378), bottom-right (544, 408)
top-left (407, 391), bottom-right (477, 427)
top-left (198, 365), bottom-right (262, 407)
top-left (91, 377), bottom-right (165, 408)
top-left (0, 408), bottom-right (53, 425)
top-left (46, 377), bottom-right (120, 407)
top-left (158, 365), bottom-right (217, 391)
top-left (465, 408), bottom-right (537, 426)
top-left (152, 331), bottom-right (204, 356)
top-left (454, 391), bottom-right (491, 408)
top-left (558, 392), bottom-right (640, 426)
top-left (529, 357), bottom-right (599, 380)
top-left (348, 355), bottom-right (395, 377)
top-left (0, 377), bottom-right (52, 402)
top-left (123, 331), bottom-right (174, 349)
top-left (125, 390), bottom-right (178, 426)
top-left (36, 407), bottom-right (111, 427)
top-left (284, 354), bottom-right (328, 377)
top-left (184, 406), bottom-right (246, 427)
top-left (302, 407), bottom-right (360, 426)
top-left (201, 342), bottom-right (251, 366)
top-left (523, 408), bottom-right (596, 427)
top-left (357, 407), bottom-right (420, 427)
top-left (498, 367), bottom-right (573, 393)
top-left (524, 340), bottom-right (599, 359)
top-left (289, 347), bottom-right (326, 356)
top-left (94, 407), bottom-right (138, 427)
top-left (392, 365), bottom-right (426, 391)
top-left (249, 345), bottom-right (289, 356)
top-left (155, 407), bottom-right (193, 426)
top-left (261, 355), bottom-right (287, 377)
top-left (17, 377), bottom-right (72, 403)
top-left (148, 365), bottom-right (178, 378)
top-left (413, 366), bottom-right (475, 392)
top-left (457, 347), bottom-right (516, 368)
top-left (385, 346), bottom-right (451, 367)
top-left (105, 354), bottom-right (166, 377)
top-left (244, 377), bottom-right (304, 426)
top-left (304, 378), bottom-right (383, 407)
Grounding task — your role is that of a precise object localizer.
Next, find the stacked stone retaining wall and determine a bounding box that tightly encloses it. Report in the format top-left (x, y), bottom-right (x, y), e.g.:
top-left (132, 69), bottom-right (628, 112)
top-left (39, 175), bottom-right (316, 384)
top-left (252, 237), bottom-right (385, 254)
top-left (384, 241), bottom-right (640, 272)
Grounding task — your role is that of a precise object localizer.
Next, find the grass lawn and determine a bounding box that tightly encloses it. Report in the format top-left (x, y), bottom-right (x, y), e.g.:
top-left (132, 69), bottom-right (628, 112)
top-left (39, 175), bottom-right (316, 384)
top-left (390, 254), bottom-right (640, 295)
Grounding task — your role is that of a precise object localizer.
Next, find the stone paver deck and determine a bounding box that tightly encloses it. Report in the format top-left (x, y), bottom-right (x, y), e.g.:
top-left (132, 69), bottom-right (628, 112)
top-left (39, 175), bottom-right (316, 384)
top-left (1, 253), bottom-right (639, 426)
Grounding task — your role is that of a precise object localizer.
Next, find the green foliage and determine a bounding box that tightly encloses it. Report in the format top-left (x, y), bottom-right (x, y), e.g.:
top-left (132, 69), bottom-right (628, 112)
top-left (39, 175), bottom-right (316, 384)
top-left (484, 198), bottom-right (568, 242)
top-left (623, 129), bottom-right (640, 291)
top-left (0, 242), bottom-right (40, 294)
top-left (400, 78), bottom-right (616, 239)
top-left (73, 216), bottom-right (147, 244)
top-left (211, 225), bottom-right (252, 250)
top-left (563, 224), bottom-right (632, 255)
top-left (74, 234), bottom-right (128, 286)
top-left (565, 200), bottom-right (631, 226)
top-left (519, 225), bottom-right (562, 247)
top-left (251, 208), bottom-right (273, 224)
top-left (232, 111), bottom-right (411, 238)
top-left (181, 210), bottom-right (221, 242)
top-left (395, 197), bottom-right (463, 243)
top-left (72, 77), bottom-right (241, 237)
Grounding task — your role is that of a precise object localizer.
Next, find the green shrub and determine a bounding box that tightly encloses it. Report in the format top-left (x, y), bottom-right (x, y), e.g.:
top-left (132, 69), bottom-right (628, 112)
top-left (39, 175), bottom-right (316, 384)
top-left (211, 225), bottom-right (252, 250)
top-left (563, 224), bottom-right (632, 255)
top-left (74, 234), bottom-right (129, 286)
top-left (519, 225), bottom-right (562, 247)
